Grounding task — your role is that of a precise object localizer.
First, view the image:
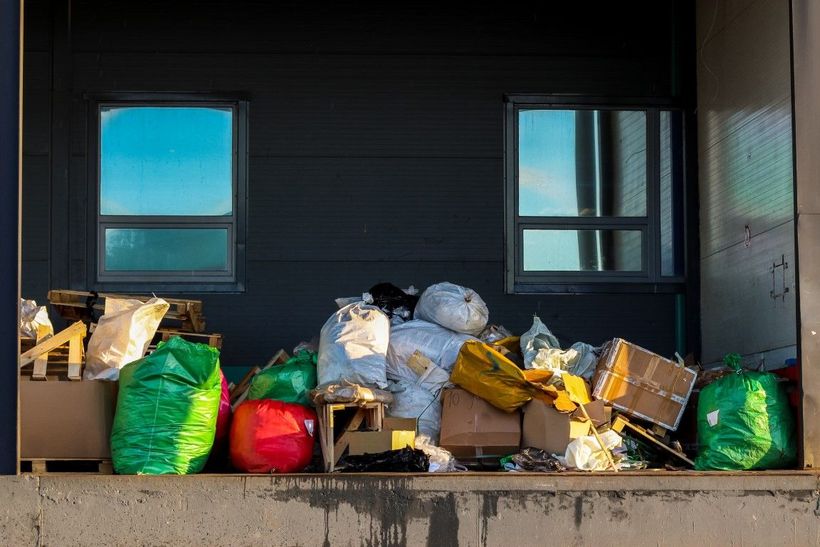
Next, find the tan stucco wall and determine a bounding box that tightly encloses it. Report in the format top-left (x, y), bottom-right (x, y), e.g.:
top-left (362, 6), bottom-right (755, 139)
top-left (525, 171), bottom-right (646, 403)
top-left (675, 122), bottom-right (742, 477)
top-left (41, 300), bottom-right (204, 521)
top-left (2, 472), bottom-right (819, 546)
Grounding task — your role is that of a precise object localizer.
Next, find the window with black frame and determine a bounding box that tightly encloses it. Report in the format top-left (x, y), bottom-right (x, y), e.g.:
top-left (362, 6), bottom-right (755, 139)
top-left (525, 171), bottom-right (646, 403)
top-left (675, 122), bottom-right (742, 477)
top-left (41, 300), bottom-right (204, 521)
top-left (505, 96), bottom-right (685, 293)
top-left (91, 95), bottom-right (247, 291)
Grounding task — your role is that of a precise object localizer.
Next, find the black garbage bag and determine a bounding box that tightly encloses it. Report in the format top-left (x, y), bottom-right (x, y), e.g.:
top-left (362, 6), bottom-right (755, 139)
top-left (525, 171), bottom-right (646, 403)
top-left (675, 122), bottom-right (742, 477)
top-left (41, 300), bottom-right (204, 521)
top-left (501, 448), bottom-right (566, 473)
top-left (369, 283), bottom-right (419, 321)
top-left (340, 447), bottom-right (429, 472)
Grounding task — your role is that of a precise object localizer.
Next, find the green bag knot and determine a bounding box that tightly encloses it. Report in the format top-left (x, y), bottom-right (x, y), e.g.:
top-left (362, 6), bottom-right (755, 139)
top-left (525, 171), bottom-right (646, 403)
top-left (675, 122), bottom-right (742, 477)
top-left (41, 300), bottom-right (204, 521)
top-left (723, 352), bottom-right (742, 373)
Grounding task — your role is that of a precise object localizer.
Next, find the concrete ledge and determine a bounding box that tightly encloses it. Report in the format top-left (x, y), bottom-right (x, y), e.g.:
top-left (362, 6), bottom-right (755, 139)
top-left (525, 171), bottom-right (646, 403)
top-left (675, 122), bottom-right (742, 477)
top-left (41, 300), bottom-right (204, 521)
top-left (6, 473), bottom-right (820, 545)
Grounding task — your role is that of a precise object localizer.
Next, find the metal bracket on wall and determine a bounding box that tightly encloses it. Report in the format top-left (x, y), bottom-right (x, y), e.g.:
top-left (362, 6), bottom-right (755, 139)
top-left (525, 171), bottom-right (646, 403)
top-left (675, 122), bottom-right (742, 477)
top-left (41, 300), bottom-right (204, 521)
top-left (770, 254), bottom-right (789, 301)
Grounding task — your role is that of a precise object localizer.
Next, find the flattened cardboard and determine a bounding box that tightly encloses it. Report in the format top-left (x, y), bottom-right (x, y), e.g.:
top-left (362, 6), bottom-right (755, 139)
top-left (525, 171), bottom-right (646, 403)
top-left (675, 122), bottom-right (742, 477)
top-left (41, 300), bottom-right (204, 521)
top-left (593, 338), bottom-right (697, 430)
top-left (347, 417), bottom-right (417, 456)
top-left (522, 399), bottom-right (609, 454)
top-left (439, 388), bottom-right (521, 459)
top-left (20, 377), bottom-right (116, 459)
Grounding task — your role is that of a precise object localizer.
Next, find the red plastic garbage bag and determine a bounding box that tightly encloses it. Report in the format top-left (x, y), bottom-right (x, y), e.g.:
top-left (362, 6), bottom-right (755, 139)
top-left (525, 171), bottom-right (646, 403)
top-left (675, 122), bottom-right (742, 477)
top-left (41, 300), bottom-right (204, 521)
top-left (230, 399), bottom-right (316, 473)
top-left (215, 371), bottom-right (232, 445)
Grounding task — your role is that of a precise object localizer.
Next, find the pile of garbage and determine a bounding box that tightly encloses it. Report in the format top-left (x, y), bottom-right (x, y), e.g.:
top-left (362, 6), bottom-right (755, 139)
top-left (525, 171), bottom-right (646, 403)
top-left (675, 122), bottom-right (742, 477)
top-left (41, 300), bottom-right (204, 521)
top-left (17, 283), bottom-right (799, 475)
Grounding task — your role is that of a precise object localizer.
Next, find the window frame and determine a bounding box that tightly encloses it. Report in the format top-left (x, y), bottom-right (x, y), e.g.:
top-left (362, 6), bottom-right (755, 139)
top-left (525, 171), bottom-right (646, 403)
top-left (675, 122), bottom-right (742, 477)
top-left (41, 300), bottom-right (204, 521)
top-left (87, 92), bottom-right (248, 293)
top-left (504, 94), bottom-right (686, 294)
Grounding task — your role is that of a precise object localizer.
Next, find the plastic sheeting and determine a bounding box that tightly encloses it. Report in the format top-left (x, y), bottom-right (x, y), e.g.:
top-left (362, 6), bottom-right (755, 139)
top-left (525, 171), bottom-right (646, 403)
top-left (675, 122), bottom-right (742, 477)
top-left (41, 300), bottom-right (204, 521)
top-left (111, 337), bottom-right (221, 474)
top-left (19, 298), bottom-right (53, 340)
top-left (85, 297), bottom-right (169, 381)
top-left (414, 282), bottom-right (489, 336)
top-left (230, 399), bottom-right (317, 473)
top-left (316, 302), bottom-right (390, 388)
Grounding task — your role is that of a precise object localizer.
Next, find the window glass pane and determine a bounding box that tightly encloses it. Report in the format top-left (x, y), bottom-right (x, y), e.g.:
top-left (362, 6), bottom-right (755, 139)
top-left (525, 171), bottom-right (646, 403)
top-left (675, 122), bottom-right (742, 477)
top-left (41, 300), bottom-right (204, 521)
top-left (660, 111), bottom-right (684, 276)
top-left (518, 110), bottom-right (646, 217)
top-left (104, 228), bottom-right (229, 271)
top-left (100, 106), bottom-right (233, 216)
top-left (523, 229), bottom-right (642, 272)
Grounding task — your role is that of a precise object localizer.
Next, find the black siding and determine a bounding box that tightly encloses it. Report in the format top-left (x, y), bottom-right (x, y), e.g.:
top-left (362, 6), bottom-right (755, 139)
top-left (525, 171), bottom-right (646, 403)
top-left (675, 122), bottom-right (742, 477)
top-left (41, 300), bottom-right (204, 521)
top-left (23, 1), bottom-right (693, 373)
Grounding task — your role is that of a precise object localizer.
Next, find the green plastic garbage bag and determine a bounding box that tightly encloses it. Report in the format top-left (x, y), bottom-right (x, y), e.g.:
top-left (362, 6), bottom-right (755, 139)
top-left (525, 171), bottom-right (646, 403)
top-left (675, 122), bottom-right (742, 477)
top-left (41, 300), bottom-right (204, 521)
top-left (695, 354), bottom-right (796, 470)
top-left (247, 351), bottom-right (317, 406)
top-left (111, 336), bottom-right (222, 474)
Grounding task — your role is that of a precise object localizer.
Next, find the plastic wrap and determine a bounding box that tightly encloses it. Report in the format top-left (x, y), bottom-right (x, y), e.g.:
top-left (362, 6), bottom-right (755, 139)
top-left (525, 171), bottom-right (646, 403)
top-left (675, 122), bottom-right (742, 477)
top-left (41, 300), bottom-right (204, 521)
top-left (19, 298), bottom-right (53, 340)
top-left (414, 282), bottom-right (489, 335)
top-left (230, 399), bottom-right (316, 473)
top-left (215, 371), bottom-right (232, 445)
top-left (316, 302), bottom-right (390, 388)
top-left (111, 336), bottom-right (221, 474)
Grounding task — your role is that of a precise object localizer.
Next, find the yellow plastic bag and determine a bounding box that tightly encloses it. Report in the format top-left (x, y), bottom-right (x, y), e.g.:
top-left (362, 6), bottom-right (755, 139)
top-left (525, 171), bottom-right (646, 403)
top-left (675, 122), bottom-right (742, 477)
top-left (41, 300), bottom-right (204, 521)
top-left (451, 340), bottom-right (577, 413)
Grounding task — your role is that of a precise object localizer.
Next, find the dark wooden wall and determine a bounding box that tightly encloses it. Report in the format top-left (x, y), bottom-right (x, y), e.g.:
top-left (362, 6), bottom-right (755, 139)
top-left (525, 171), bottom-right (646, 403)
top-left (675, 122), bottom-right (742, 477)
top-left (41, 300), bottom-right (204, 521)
top-left (22, 1), bottom-right (694, 375)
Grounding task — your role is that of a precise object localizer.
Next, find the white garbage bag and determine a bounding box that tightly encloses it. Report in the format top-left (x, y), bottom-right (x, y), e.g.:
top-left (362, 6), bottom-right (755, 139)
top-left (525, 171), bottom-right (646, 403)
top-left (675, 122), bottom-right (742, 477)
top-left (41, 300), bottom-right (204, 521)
top-left (520, 315), bottom-right (600, 380)
top-left (19, 298), bottom-right (54, 340)
top-left (387, 319), bottom-right (474, 378)
top-left (563, 429), bottom-right (624, 471)
top-left (387, 380), bottom-right (442, 442)
top-left (387, 349), bottom-right (452, 392)
top-left (414, 282), bottom-right (489, 336)
top-left (84, 297), bottom-right (170, 381)
top-left (316, 302), bottom-right (390, 388)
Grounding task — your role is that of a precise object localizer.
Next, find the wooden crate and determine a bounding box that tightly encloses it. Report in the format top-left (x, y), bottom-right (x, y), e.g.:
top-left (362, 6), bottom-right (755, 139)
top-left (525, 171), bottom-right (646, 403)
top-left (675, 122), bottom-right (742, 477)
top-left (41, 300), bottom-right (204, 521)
top-left (317, 402), bottom-right (385, 472)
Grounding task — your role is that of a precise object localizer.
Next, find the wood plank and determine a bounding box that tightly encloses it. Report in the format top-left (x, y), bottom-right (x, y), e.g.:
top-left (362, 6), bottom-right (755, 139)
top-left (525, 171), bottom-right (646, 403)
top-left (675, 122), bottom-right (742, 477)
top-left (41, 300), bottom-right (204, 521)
top-left (67, 334), bottom-right (83, 381)
top-left (19, 321), bottom-right (86, 367)
top-left (611, 414), bottom-right (694, 467)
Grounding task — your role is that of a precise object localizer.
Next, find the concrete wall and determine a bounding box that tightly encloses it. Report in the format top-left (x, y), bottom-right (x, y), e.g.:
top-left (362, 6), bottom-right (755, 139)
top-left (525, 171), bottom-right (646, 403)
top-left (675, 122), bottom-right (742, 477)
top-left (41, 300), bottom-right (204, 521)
top-left (696, 0), bottom-right (796, 368)
top-left (2, 473), bottom-right (819, 546)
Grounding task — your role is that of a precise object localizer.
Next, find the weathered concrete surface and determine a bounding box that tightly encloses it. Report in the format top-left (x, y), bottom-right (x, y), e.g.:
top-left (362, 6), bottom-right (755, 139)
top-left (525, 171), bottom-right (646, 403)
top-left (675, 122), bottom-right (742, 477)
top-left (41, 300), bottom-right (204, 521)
top-left (3, 472), bottom-right (819, 546)
top-left (0, 474), bottom-right (40, 545)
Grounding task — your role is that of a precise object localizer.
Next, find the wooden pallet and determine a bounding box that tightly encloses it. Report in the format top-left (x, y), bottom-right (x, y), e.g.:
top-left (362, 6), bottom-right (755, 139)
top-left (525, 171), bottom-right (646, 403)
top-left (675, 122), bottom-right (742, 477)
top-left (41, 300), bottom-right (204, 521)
top-left (611, 414), bottom-right (695, 467)
top-left (318, 402), bottom-right (385, 472)
top-left (20, 459), bottom-right (113, 475)
top-left (147, 329), bottom-right (223, 353)
top-left (158, 329), bottom-right (221, 348)
top-left (19, 321), bottom-right (86, 380)
top-left (48, 289), bottom-right (206, 333)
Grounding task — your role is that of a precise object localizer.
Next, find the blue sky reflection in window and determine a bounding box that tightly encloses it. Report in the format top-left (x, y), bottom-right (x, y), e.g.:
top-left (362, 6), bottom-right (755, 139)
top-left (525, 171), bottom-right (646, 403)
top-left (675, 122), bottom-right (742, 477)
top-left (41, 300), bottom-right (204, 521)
top-left (100, 106), bottom-right (233, 216)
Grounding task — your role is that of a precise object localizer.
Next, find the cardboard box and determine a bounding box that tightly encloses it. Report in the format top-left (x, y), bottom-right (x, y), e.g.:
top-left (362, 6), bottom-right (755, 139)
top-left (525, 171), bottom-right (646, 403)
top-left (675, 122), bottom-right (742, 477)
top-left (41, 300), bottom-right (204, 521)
top-left (347, 417), bottom-right (416, 456)
top-left (439, 388), bottom-right (521, 459)
top-left (20, 376), bottom-right (116, 459)
top-left (521, 399), bottom-right (610, 455)
top-left (592, 338), bottom-right (697, 430)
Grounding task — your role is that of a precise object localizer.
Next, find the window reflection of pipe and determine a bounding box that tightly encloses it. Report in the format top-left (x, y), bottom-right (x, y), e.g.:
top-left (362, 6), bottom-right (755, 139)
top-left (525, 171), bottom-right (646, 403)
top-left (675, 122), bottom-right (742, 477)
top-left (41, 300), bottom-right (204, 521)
top-left (593, 111), bottom-right (603, 271)
top-left (574, 111), bottom-right (597, 270)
